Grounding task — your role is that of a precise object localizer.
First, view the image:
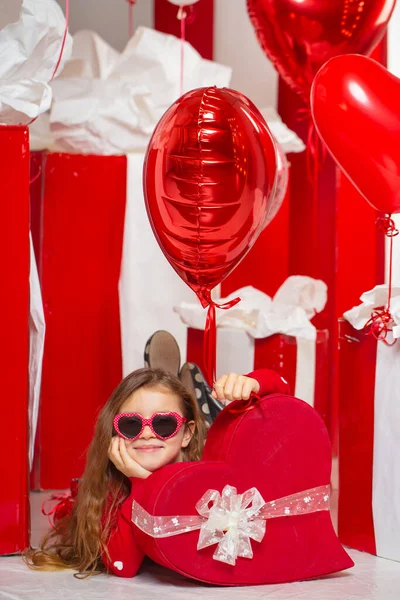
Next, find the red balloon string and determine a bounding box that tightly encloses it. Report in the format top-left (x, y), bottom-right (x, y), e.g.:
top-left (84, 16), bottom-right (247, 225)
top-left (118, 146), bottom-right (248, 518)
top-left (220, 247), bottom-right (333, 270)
top-left (51, 0), bottom-right (70, 80)
top-left (178, 7), bottom-right (187, 96)
top-left (126, 0), bottom-right (136, 39)
top-left (203, 296), bottom-right (241, 386)
top-left (297, 107), bottom-right (326, 273)
top-left (364, 215), bottom-right (399, 345)
top-left (226, 392), bottom-right (262, 414)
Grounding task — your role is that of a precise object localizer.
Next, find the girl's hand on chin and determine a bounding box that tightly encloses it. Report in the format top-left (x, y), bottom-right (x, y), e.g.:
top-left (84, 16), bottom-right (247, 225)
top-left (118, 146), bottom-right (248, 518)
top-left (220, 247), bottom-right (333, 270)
top-left (108, 437), bottom-right (152, 479)
top-left (211, 373), bottom-right (260, 403)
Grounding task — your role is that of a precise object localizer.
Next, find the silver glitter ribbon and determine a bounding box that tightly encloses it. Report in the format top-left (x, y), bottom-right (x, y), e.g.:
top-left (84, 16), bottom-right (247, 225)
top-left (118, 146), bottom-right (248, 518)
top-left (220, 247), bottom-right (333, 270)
top-left (132, 484), bottom-right (330, 566)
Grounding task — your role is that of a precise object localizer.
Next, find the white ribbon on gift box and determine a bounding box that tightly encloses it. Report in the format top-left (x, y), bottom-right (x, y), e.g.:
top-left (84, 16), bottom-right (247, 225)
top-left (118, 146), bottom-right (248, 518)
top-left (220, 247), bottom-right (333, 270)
top-left (373, 339), bottom-right (400, 562)
top-left (344, 285), bottom-right (400, 561)
top-left (132, 484), bottom-right (330, 566)
top-left (175, 277), bottom-right (328, 407)
top-left (119, 154), bottom-right (196, 374)
top-left (29, 235), bottom-right (45, 470)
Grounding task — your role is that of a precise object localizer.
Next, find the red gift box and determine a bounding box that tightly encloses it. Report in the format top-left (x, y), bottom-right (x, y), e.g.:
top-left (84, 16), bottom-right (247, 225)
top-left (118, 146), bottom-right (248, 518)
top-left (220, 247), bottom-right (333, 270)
top-left (31, 152), bottom-right (127, 490)
top-left (187, 326), bottom-right (329, 426)
top-left (0, 126), bottom-right (30, 554)
top-left (132, 392), bottom-right (352, 584)
top-left (30, 152), bottom-right (194, 490)
top-left (338, 318), bottom-right (400, 562)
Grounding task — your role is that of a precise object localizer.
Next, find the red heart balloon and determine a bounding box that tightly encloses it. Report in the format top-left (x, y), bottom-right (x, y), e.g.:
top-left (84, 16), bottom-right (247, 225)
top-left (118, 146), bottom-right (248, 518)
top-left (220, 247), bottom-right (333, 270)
top-left (132, 395), bottom-right (353, 585)
top-left (247, 0), bottom-right (396, 104)
top-left (143, 87), bottom-right (277, 309)
top-left (311, 54), bottom-right (400, 215)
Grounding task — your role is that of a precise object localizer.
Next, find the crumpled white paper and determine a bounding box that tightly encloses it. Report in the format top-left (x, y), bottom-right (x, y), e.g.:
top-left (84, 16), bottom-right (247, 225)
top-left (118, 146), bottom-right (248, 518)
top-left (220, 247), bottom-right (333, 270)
top-left (38, 27), bottom-right (232, 154)
top-left (343, 285), bottom-right (400, 339)
top-left (174, 276), bottom-right (327, 341)
top-left (261, 107), bottom-right (306, 154)
top-left (0, 0), bottom-right (72, 125)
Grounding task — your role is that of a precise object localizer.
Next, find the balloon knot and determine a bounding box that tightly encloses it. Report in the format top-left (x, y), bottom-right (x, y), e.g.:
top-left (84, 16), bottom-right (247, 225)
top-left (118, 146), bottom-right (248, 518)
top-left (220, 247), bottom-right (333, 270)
top-left (364, 307), bottom-right (397, 346)
top-left (376, 216), bottom-right (399, 238)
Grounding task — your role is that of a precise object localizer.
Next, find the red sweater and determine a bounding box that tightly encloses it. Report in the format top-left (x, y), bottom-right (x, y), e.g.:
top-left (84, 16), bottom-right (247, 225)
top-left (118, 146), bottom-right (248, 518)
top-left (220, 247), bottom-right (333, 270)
top-left (102, 369), bottom-right (290, 577)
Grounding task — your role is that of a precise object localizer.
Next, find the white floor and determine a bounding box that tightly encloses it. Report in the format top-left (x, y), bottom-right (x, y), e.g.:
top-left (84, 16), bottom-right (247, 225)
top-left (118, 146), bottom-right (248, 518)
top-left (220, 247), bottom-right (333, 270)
top-left (1, 466), bottom-right (400, 600)
top-left (2, 546), bottom-right (400, 600)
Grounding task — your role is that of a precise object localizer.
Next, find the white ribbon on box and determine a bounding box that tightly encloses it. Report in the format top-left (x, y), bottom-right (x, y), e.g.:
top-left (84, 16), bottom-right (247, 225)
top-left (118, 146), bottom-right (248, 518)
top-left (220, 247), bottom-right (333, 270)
top-left (132, 484), bottom-right (330, 566)
top-left (372, 337), bottom-right (400, 562)
top-left (29, 236), bottom-right (45, 470)
top-left (175, 277), bottom-right (327, 406)
top-left (119, 154), bottom-right (196, 375)
top-left (343, 285), bottom-right (400, 562)
top-left (0, 0), bottom-right (72, 125)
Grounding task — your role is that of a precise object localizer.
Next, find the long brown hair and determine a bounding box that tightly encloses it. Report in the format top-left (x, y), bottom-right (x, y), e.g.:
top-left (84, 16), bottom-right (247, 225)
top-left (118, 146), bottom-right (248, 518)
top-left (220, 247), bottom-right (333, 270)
top-left (25, 368), bottom-right (207, 576)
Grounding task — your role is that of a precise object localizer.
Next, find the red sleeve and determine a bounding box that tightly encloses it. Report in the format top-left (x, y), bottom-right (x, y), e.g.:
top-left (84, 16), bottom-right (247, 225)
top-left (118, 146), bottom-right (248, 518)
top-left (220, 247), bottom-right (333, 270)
top-left (246, 368), bottom-right (291, 397)
top-left (102, 479), bottom-right (145, 578)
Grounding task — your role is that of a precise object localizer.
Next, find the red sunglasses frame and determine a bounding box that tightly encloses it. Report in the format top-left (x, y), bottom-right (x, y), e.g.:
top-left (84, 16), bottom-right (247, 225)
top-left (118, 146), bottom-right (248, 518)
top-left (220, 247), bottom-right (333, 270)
top-left (113, 411), bottom-right (187, 441)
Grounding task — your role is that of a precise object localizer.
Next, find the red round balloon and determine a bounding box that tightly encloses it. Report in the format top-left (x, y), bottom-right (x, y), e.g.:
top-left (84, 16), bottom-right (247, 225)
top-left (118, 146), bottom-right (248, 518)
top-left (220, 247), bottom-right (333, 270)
top-left (143, 87), bottom-right (277, 307)
top-left (311, 54), bottom-right (400, 215)
top-left (247, 0), bottom-right (396, 104)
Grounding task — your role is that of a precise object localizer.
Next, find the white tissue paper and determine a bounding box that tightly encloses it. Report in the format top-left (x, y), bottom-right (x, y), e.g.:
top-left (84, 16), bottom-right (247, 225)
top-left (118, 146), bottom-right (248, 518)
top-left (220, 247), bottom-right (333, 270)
top-left (0, 0), bottom-right (72, 125)
top-left (261, 107), bottom-right (306, 154)
top-left (42, 27), bottom-right (232, 155)
top-left (175, 276), bottom-right (327, 341)
top-left (343, 285), bottom-right (400, 339)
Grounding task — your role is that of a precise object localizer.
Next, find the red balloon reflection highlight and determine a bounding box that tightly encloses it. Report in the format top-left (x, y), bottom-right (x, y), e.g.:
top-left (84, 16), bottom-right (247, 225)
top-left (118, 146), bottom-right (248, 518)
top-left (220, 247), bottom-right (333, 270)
top-left (311, 54), bottom-right (400, 215)
top-left (143, 86), bottom-right (277, 308)
top-left (247, 0), bottom-right (396, 104)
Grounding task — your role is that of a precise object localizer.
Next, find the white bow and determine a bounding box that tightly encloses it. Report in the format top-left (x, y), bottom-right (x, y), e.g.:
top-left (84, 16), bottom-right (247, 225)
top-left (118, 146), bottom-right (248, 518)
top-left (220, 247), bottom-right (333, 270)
top-left (196, 485), bottom-right (266, 566)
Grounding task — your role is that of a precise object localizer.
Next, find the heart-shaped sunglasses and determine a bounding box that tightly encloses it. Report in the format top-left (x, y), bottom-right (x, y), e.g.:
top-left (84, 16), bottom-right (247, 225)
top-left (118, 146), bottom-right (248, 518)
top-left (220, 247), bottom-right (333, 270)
top-left (113, 412), bottom-right (187, 441)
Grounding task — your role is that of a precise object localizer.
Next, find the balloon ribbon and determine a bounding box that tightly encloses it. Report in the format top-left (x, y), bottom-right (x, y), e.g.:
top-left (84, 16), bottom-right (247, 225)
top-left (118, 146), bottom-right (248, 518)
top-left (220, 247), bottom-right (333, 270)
top-left (126, 0), bottom-right (136, 39)
top-left (364, 216), bottom-right (399, 346)
top-left (203, 297), bottom-right (241, 386)
top-left (226, 392), bottom-right (262, 414)
top-left (176, 5), bottom-right (195, 96)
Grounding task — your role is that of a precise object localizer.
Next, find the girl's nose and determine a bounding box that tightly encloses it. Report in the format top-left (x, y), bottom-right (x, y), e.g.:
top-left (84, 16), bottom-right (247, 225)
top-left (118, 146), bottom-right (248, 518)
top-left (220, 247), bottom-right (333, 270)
top-left (141, 424), bottom-right (154, 439)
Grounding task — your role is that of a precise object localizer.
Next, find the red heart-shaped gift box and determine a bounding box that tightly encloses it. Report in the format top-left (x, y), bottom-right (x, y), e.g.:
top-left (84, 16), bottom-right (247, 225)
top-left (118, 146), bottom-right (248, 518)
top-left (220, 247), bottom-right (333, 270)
top-left (132, 394), bottom-right (353, 585)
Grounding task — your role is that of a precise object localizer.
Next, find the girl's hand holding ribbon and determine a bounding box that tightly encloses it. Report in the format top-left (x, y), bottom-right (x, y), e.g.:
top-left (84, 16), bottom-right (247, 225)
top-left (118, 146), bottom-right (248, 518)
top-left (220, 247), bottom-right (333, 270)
top-left (211, 373), bottom-right (260, 404)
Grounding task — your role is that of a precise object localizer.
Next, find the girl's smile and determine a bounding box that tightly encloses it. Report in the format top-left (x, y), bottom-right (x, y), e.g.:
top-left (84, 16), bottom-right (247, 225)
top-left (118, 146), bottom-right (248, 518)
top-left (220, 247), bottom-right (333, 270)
top-left (133, 444), bottom-right (163, 452)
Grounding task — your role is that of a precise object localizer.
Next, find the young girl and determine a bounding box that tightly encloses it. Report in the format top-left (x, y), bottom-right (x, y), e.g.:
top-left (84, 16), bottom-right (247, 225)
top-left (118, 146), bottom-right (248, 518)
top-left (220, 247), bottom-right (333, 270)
top-left (27, 367), bottom-right (289, 578)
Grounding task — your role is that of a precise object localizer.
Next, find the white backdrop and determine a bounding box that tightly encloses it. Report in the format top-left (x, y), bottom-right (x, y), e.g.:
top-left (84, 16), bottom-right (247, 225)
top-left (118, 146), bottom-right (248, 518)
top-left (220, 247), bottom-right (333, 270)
top-left (214, 0), bottom-right (278, 108)
top-left (56, 0), bottom-right (154, 51)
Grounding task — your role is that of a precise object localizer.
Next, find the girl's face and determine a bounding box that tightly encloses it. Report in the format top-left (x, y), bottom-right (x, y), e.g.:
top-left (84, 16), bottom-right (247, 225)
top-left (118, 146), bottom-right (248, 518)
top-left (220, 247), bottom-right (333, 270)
top-left (118, 386), bottom-right (194, 472)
